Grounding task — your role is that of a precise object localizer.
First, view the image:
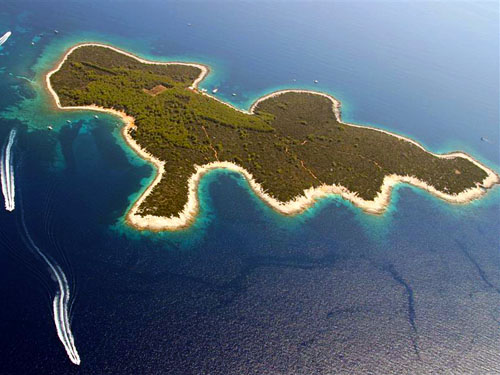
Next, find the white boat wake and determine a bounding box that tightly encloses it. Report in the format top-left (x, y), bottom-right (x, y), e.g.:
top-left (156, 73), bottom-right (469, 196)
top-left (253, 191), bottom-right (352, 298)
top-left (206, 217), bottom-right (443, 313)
top-left (1, 129), bottom-right (17, 211)
top-left (0, 31), bottom-right (11, 46)
top-left (20, 213), bottom-right (81, 365)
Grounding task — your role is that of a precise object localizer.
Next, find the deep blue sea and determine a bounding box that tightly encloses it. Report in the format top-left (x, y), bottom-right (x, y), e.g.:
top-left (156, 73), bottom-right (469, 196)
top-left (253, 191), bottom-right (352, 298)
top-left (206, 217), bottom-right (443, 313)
top-left (0, 1), bottom-right (499, 374)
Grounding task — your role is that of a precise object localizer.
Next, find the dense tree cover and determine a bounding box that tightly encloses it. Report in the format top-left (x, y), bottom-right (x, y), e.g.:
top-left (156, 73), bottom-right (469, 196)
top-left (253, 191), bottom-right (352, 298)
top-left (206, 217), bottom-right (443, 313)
top-left (51, 46), bottom-right (488, 218)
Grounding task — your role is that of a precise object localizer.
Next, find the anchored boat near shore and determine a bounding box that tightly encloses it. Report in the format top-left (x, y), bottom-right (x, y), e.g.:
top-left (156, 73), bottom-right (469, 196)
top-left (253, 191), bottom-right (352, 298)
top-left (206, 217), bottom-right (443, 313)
top-left (0, 31), bottom-right (12, 46)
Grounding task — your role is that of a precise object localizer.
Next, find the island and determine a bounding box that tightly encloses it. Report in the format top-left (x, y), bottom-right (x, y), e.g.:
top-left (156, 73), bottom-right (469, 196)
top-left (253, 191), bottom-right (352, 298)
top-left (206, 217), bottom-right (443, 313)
top-left (46, 44), bottom-right (499, 231)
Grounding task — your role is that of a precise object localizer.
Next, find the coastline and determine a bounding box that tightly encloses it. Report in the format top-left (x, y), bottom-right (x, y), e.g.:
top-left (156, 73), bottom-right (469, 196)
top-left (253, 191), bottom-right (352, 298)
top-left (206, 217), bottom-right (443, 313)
top-left (45, 42), bottom-right (500, 231)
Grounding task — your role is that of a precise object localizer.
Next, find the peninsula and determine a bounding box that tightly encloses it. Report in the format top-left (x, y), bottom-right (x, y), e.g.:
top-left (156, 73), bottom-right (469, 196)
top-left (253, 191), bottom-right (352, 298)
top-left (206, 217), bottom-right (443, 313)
top-left (47, 44), bottom-right (499, 230)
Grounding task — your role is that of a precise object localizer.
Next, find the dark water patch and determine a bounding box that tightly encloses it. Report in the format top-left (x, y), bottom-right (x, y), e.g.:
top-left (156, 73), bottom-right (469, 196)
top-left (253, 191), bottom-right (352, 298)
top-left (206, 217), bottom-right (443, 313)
top-left (216, 251), bottom-right (339, 308)
top-left (22, 125), bottom-right (60, 169)
top-left (382, 262), bottom-right (420, 359)
top-left (326, 307), bottom-right (364, 320)
top-left (58, 121), bottom-right (83, 172)
top-left (90, 122), bottom-right (132, 169)
top-left (455, 239), bottom-right (500, 295)
top-left (124, 243), bottom-right (140, 268)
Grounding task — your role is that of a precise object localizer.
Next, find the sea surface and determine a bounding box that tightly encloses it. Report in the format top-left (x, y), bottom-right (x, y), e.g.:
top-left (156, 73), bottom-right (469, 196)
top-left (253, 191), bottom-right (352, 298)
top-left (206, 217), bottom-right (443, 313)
top-left (0, 1), bottom-right (499, 374)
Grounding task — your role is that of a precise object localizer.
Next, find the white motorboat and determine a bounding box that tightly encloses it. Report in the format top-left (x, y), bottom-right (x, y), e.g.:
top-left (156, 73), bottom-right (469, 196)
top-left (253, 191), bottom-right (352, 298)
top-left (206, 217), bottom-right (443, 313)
top-left (0, 31), bottom-right (12, 46)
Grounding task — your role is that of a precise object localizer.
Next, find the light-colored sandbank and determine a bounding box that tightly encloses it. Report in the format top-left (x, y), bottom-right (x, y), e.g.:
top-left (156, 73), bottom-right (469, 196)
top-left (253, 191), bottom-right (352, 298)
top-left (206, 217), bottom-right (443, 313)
top-left (46, 43), bottom-right (499, 231)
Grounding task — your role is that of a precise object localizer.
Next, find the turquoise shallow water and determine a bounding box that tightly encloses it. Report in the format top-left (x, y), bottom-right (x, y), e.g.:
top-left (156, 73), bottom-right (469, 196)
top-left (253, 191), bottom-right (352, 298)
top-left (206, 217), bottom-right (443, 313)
top-left (0, 1), bottom-right (499, 374)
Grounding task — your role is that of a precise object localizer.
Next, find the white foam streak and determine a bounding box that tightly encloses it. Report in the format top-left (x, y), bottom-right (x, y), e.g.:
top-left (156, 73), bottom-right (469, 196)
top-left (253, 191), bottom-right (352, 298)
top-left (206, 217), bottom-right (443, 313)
top-left (1, 129), bottom-right (17, 211)
top-left (21, 218), bottom-right (81, 365)
top-left (0, 31), bottom-right (11, 46)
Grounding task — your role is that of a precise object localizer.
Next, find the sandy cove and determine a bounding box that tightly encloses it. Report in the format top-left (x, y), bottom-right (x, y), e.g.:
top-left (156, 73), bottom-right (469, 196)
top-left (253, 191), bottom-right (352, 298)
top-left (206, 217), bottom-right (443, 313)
top-left (45, 43), bottom-right (500, 231)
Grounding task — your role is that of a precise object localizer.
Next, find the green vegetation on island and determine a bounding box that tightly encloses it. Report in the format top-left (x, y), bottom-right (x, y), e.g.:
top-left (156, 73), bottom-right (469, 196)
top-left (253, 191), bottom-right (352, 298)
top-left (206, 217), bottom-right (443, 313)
top-left (50, 45), bottom-right (489, 218)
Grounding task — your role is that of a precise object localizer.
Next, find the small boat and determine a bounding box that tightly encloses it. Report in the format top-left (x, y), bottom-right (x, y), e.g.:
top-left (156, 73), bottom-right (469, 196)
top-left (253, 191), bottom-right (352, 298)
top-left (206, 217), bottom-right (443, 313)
top-left (0, 31), bottom-right (11, 46)
top-left (292, 78), bottom-right (297, 82)
top-left (47, 125), bottom-right (53, 131)
top-left (54, 30), bottom-right (59, 34)
top-left (212, 88), bottom-right (218, 94)
top-left (31, 42), bottom-right (35, 46)
top-left (314, 80), bottom-right (319, 84)
top-left (94, 115), bottom-right (99, 119)
top-left (187, 23), bottom-right (192, 27)
top-left (481, 137), bottom-right (491, 143)
top-left (232, 93), bottom-right (237, 96)
top-left (66, 120), bottom-right (71, 124)
top-left (201, 88), bottom-right (208, 93)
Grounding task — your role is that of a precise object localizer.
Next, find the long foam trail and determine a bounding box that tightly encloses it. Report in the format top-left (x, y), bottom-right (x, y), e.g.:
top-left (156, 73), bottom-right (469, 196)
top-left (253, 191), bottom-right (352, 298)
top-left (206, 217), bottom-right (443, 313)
top-left (1, 129), bottom-right (16, 211)
top-left (20, 214), bottom-right (81, 365)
